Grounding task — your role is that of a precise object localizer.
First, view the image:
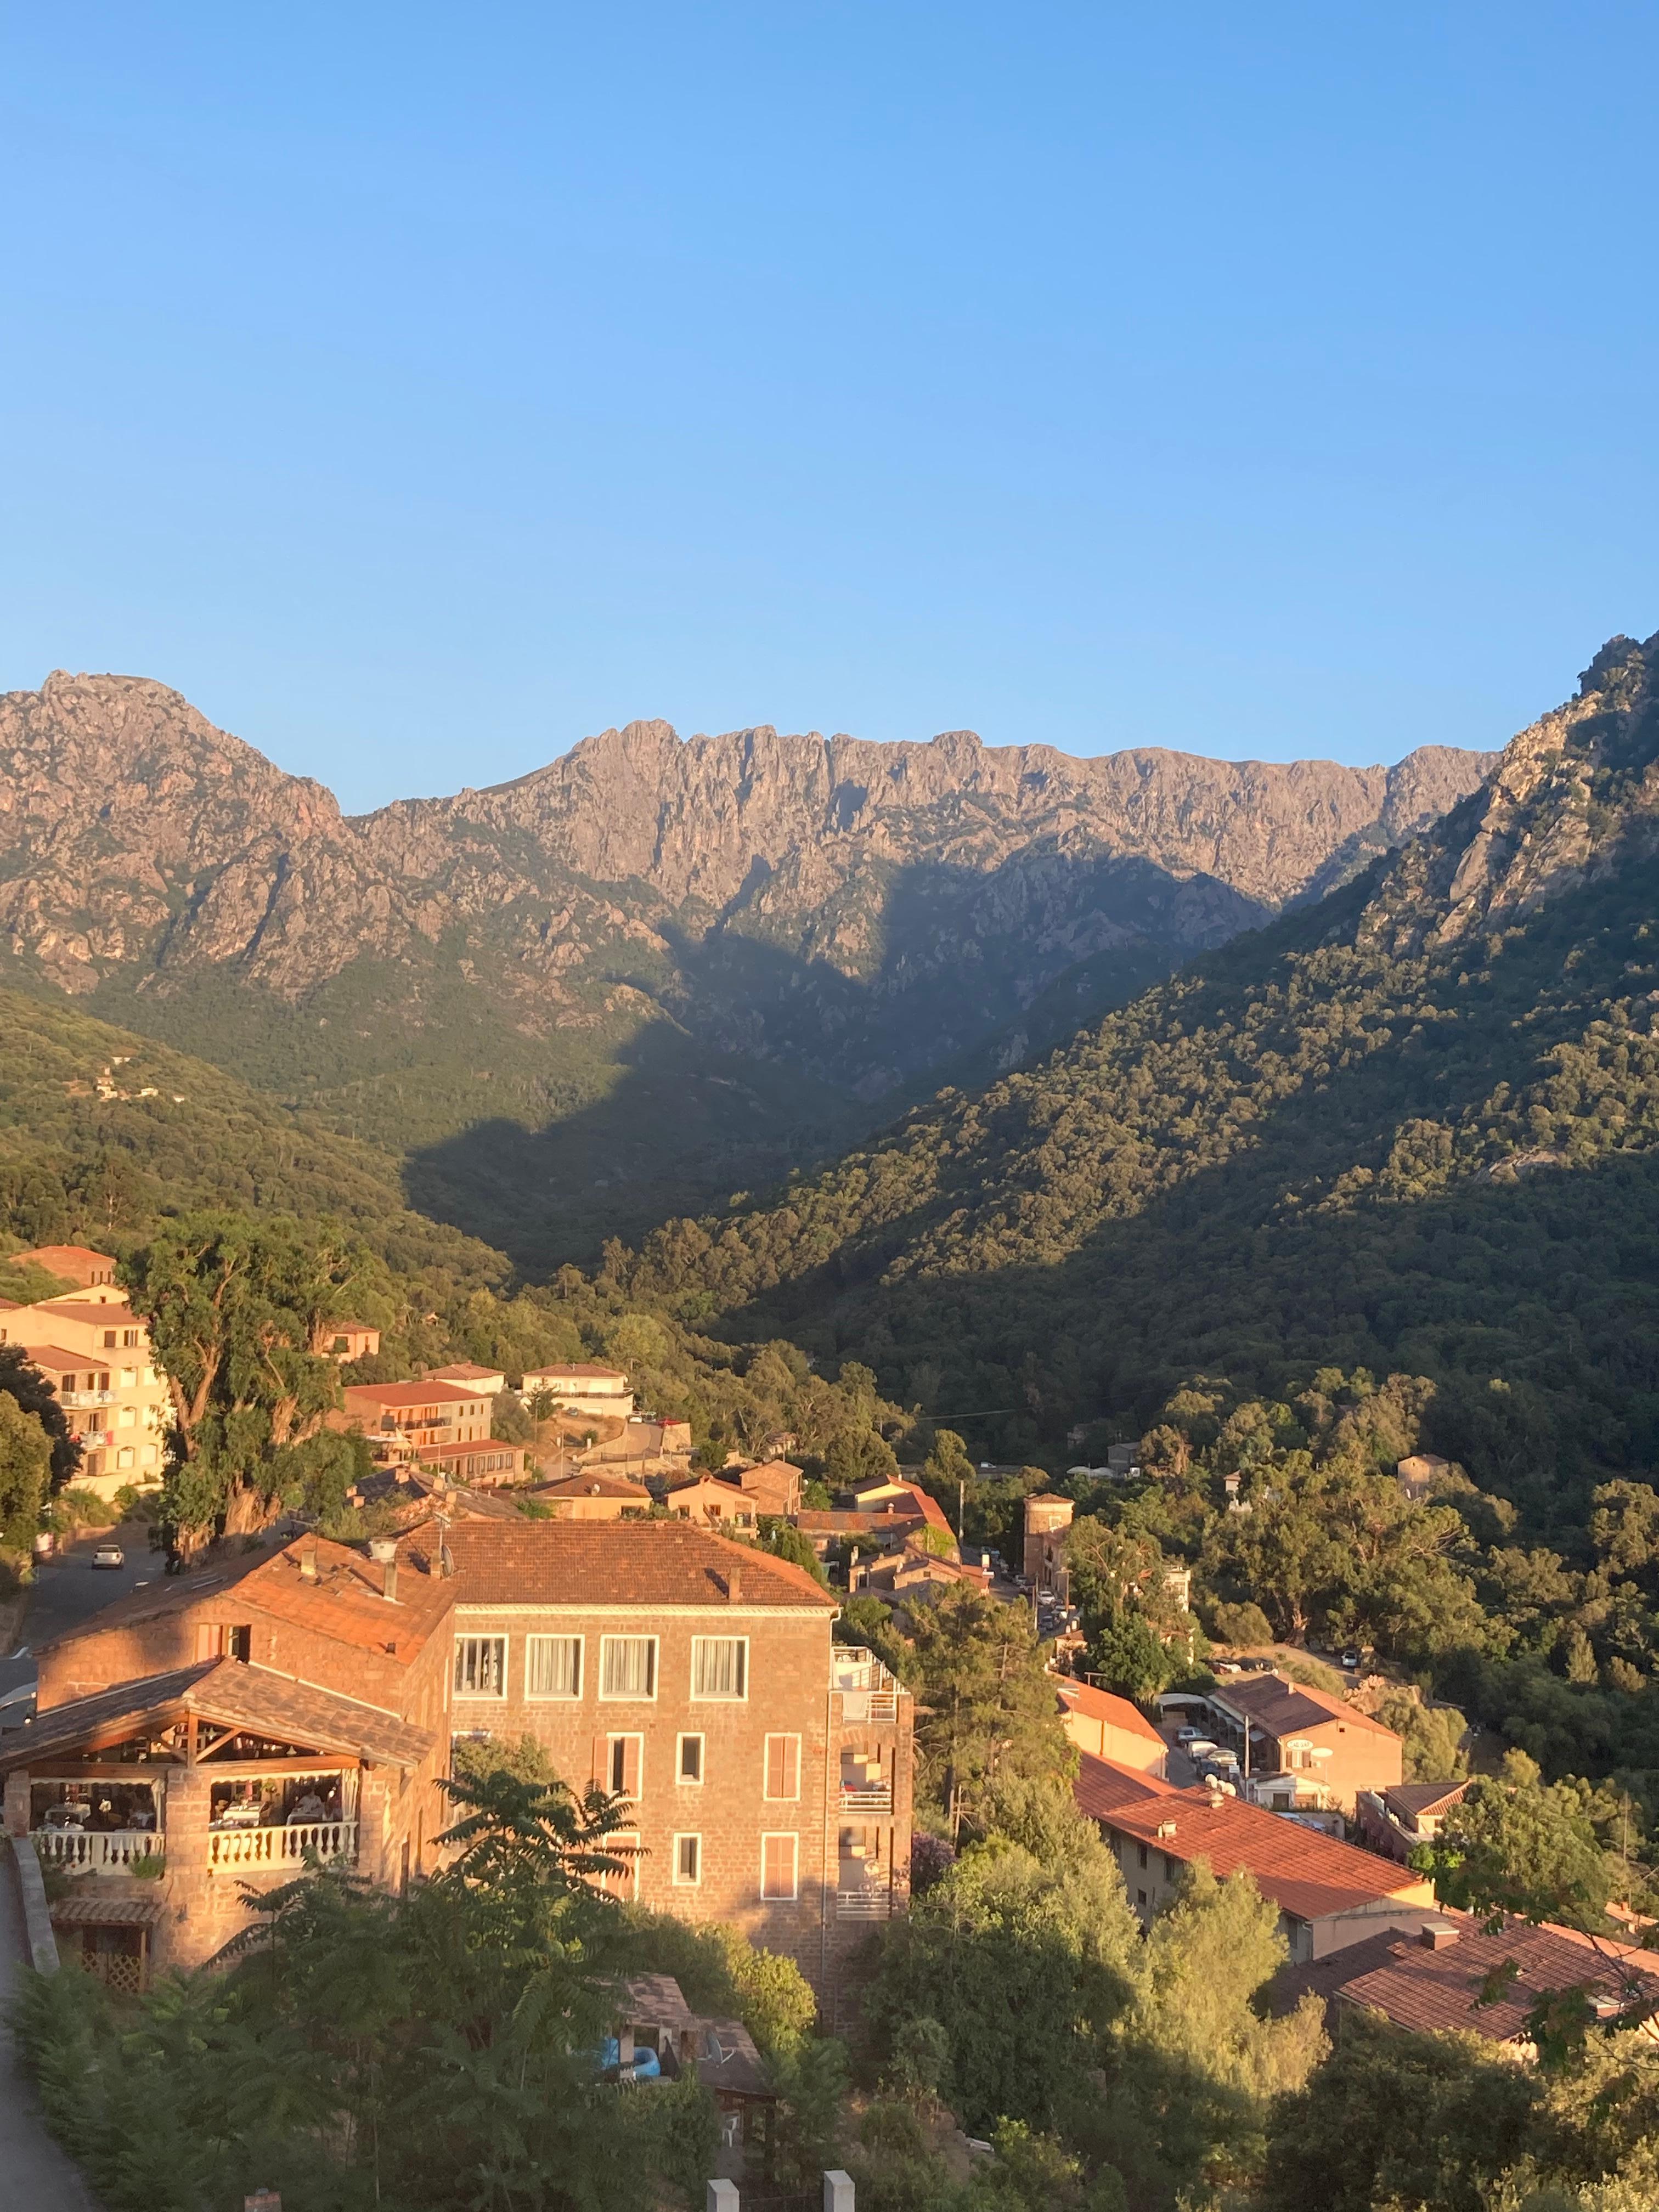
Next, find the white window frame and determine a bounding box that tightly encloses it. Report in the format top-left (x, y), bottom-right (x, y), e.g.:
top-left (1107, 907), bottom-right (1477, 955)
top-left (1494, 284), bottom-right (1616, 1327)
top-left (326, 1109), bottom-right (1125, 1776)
top-left (676, 1732), bottom-right (705, 1786)
top-left (600, 1829), bottom-right (641, 1903)
top-left (673, 1832), bottom-right (703, 1887)
top-left (453, 1635), bottom-right (508, 1699)
top-left (690, 1634), bottom-right (749, 1701)
top-left (599, 1634), bottom-right (658, 1701)
top-left (764, 1732), bottom-right (802, 1802)
top-left (525, 1634), bottom-right (583, 1701)
top-left (760, 1831), bottom-right (799, 1902)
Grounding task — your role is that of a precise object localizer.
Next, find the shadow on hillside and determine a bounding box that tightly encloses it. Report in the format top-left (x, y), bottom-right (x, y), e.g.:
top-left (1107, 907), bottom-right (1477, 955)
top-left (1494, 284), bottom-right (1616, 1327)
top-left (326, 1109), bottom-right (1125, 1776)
top-left (403, 846), bottom-right (1263, 1270)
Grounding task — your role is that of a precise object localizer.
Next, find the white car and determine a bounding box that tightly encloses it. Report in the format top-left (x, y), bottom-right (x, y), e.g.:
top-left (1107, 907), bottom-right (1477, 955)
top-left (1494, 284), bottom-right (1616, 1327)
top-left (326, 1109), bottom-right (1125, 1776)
top-left (1182, 1739), bottom-right (1219, 1762)
top-left (1175, 1724), bottom-right (1208, 1744)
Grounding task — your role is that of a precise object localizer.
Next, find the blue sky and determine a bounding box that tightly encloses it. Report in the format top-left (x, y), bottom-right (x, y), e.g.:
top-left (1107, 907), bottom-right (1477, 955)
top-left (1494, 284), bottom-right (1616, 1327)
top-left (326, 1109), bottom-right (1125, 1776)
top-left (4, 4), bottom-right (1656, 810)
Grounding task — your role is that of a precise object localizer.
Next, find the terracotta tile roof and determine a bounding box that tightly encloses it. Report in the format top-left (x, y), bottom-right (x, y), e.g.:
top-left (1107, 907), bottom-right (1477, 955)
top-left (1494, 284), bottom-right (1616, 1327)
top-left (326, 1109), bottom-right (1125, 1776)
top-left (537, 1472), bottom-right (654, 1499)
top-left (1383, 1780), bottom-right (1469, 1822)
top-left (40, 1536), bottom-right (452, 1668)
top-left (1338, 1920), bottom-right (1659, 2045)
top-left (14, 1245), bottom-right (118, 1270)
top-left (1074, 1752), bottom-right (1178, 1820)
top-left (30, 1297), bottom-right (146, 1333)
top-left (1057, 1679), bottom-right (1165, 1746)
top-left (14, 1344), bottom-right (90, 1372)
top-left (427, 1363), bottom-right (505, 1385)
top-left (5, 1656), bottom-right (433, 1769)
top-left (1099, 1787), bottom-right (1433, 1922)
top-left (188, 1660), bottom-right (433, 1765)
top-left (344, 1381), bottom-right (487, 1413)
top-left (2, 1663), bottom-right (216, 1765)
top-left (401, 1519), bottom-right (837, 1611)
top-left (52, 1893), bottom-right (168, 1928)
top-left (1211, 1673), bottom-right (1400, 1742)
top-left (1263, 1926), bottom-right (1437, 2027)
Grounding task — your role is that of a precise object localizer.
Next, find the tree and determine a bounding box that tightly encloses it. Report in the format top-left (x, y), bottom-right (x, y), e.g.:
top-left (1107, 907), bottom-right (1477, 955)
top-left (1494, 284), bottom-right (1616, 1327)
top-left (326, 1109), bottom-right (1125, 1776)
top-left (1418, 1752), bottom-right (1617, 1933)
top-left (1091, 1611), bottom-right (1179, 1703)
top-left (757, 1516), bottom-right (829, 1585)
top-left (0, 1391), bottom-right (50, 1550)
top-left (125, 1210), bottom-right (369, 1547)
top-left (907, 1587), bottom-right (1071, 1839)
top-left (0, 1344), bottom-right (80, 1493)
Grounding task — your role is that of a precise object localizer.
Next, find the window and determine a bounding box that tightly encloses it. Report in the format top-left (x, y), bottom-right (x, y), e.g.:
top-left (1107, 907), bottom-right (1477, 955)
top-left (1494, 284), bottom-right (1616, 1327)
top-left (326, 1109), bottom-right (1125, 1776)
top-left (599, 1734), bottom-right (642, 1799)
top-left (116, 1447), bottom-right (134, 1469)
top-left (1137, 1888), bottom-right (1148, 1908)
top-left (1163, 1854), bottom-right (1178, 1882)
top-left (691, 1635), bottom-right (748, 1700)
top-left (453, 1636), bottom-right (507, 1697)
top-left (764, 1734), bottom-right (801, 1802)
top-left (526, 1635), bottom-right (582, 1700)
top-left (1137, 1843), bottom-right (1149, 1870)
top-left (674, 1834), bottom-right (702, 1886)
top-left (117, 1406), bottom-right (136, 1428)
top-left (119, 1368), bottom-right (136, 1388)
top-left (599, 1831), bottom-right (641, 1902)
top-left (122, 1329), bottom-right (139, 1348)
top-left (678, 1734), bottom-right (704, 1785)
top-left (195, 1623), bottom-right (251, 1662)
top-left (599, 1636), bottom-right (657, 1699)
top-left (760, 1832), bottom-right (798, 1901)
top-left (102, 1330), bottom-right (116, 1349)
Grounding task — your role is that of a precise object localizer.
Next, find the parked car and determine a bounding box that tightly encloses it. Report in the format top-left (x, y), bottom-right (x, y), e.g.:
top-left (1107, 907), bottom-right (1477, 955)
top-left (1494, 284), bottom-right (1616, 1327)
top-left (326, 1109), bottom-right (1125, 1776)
top-left (1182, 1739), bottom-right (1220, 1762)
top-left (1340, 1646), bottom-right (1362, 1671)
top-left (1176, 1724), bottom-right (1208, 1744)
top-left (91, 1542), bottom-right (125, 1570)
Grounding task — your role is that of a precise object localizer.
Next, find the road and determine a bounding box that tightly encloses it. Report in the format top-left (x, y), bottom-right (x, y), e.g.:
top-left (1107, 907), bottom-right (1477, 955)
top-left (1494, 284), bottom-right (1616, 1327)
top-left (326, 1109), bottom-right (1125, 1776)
top-left (0, 1860), bottom-right (98, 2210)
top-left (0, 1519), bottom-right (157, 1714)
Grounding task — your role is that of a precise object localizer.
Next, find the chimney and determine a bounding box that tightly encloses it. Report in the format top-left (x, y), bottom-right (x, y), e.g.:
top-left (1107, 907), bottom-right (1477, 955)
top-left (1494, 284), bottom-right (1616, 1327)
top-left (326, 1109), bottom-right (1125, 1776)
top-left (383, 1557), bottom-right (399, 1604)
top-left (1419, 1922), bottom-right (1460, 1950)
top-left (298, 1538), bottom-right (318, 1583)
top-left (727, 1565), bottom-right (743, 1604)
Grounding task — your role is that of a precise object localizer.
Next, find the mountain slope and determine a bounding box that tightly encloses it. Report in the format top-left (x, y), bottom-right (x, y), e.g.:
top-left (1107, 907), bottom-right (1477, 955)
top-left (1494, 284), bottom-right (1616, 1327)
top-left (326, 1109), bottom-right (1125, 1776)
top-left (0, 673), bottom-right (1490, 1262)
top-left (617, 632), bottom-right (1659, 1510)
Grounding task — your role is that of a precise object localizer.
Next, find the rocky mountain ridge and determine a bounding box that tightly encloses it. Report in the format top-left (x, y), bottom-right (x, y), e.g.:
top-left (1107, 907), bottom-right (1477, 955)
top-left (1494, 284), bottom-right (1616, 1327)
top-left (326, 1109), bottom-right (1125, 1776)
top-left (0, 670), bottom-right (1494, 1261)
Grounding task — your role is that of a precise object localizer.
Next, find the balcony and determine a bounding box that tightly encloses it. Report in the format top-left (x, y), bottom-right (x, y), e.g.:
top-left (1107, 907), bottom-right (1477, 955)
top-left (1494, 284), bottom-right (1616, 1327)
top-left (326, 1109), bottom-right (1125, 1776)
top-left (60, 1389), bottom-right (115, 1409)
top-left (831, 1647), bottom-right (901, 1723)
top-left (836, 1888), bottom-right (894, 1921)
top-left (33, 1828), bottom-right (161, 1875)
top-left (207, 1819), bottom-right (357, 1870)
top-left (840, 1748), bottom-right (893, 1812)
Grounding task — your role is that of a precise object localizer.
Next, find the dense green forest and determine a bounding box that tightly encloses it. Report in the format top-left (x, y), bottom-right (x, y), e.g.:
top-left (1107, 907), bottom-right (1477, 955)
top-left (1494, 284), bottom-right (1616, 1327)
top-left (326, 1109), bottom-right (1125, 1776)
top-left (608, 636), bottom-right (1659, 1532)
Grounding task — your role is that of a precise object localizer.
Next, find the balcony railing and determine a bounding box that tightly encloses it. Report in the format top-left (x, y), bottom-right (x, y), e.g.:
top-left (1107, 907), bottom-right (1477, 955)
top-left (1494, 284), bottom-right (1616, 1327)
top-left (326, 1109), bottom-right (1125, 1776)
top-left (33, 1828), bottom-right (161, 1874)
top-left (840, 1784), bottom-right (894, 1812)
top-left (836, 1888), bottom-right (894, 1920)
top-left (208, 1819), bottom-right (357, 1869)
top-left (832, 1647), bottom-right (901, 1722)
top-left (60, 1390), bottom-right (115, 1408)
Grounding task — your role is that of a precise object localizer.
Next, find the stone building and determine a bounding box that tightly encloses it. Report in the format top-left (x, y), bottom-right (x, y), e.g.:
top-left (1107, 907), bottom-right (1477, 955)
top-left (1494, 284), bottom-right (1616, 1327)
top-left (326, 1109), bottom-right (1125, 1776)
top-left (415, 1519), bottom-right (915, 2001)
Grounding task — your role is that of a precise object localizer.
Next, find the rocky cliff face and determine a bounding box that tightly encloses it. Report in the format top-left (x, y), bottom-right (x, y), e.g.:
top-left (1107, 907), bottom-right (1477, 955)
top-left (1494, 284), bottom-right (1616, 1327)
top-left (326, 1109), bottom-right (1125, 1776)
top-left (0, 670), bottom-right (1495, 1260)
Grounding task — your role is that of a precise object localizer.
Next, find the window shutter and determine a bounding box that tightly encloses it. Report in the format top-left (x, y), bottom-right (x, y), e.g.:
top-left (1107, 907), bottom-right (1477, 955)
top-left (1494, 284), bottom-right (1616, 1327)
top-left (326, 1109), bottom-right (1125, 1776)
top-left (764, 1734), bottom-right (800, 1800)
top-left (621, 1737), bottom-right (641, 1798)
top-left (592, 1735), bottom-right (610, 1791)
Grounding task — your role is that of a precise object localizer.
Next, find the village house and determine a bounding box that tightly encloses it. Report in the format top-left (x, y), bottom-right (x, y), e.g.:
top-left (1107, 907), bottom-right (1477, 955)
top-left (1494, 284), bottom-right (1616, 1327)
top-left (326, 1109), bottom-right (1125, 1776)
top-left (1267, 1915), bottom-right (1659, 2060)
top-left (1079, 1762), bottom-right (1440, 1962)
top-left (660, 1471), bottom-right (759, 1533)
top-left (1180, 1672), bottom-right (1404, 1814)
top-left (340, 1380), bottom-right (492, 1463)
top-left (427, 1362), bottom-right (507, 1396)
top-left (4, 1534), bottom-right (454, 1984)
top-left (533, 1471), bottom-right (657, 1521)
top-left (318, 1319), bottom-right (381, 1362)
top-left (1356, 1778), bottom-right (1470, 1864)
top-left (1023, 1494), bottom-right (1074, 1593)
top-left (10, 1243), bottom-right (120, 1288)
top-left (410, 1518), bottom-right (915, 2001)
top-left (521, 1362), bottom-right (635, 1420)
top-left (797, 1480), bottom-right (959, 1570)
top-left (1396, 1453), bottom-right (1453, 1499)
top-left (1055, 1680), bottom-right (1167, 1776)
top-left (417, 1437), bottom-right (528, 1488)
top-left (12, 1289), bottom-right (171, 1497)
top-left (729, 1459), bottom-right (804, 1518)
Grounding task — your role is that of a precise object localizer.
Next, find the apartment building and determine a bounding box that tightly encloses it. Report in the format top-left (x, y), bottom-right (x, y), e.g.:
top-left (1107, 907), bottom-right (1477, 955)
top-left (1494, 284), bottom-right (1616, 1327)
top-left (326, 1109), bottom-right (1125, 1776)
top-left (8, 1534), bottom-right (454, 1982)
top-left (411, 1519), bottom-right (915, 1997)
top-left (13, 1286), bottom-right (171, 1497)
top-left (1197, 1673), bottom-right (1404, 1814)
top-left (341, 1380), bottom-right (492, 1463)
top-left (1056, 1680), bottom-right (1167, 1775)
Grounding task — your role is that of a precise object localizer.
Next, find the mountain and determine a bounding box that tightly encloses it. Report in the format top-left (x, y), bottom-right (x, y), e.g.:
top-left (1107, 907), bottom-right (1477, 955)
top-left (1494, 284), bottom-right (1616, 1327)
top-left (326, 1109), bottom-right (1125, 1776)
top-left (616, 632), bottom-right (1659, 1518)
top-left (0, 672), bottom-right (1490, 1266)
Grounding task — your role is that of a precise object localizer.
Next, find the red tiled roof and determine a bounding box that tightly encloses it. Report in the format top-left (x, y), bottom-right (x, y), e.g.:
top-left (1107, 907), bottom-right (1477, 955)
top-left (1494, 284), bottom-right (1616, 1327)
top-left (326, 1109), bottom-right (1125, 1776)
top-left (1073, 1752), bottom-right (1178, 1820)
top-left (427, 1363), bottom-right (504, 1384)
top-left (29, 1297), bottom-right (146, 1333)
top-left (12, 1244), bottom-right (117, 1273)
top-left (344, 1381), bottom-right (487, 1413)
top-left (1338, 1920), bottom-right (1659, 2045)
top-left (1098, 1787), bottom-right (1432, 1921)
top-left (7, 1655), bottom-right (432, 1769)
top-left (14, 1344), bottom-right (89, 1373)
top-left (1210, 1673), bottom-right (1401, 1742)
top-left (1383, 1780), bottom-right (1469, 1821)
top-left (1057, 1679), bottom-right (1165, 1746)
top-left (535, 1472), bottom-right (653, 1499)
top-left (41, 1536), bottom-right (451, 1667)
top-left (523, 1363), bottom-right (628, 1381)
top-left (401, 1519), bottom-right (836, 1611)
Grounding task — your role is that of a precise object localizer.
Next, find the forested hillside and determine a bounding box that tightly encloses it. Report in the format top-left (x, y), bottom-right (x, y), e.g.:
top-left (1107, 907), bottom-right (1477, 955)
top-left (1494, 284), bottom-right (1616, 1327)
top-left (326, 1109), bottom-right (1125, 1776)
top-left (617, 632), bottom-right (1659, 1520)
